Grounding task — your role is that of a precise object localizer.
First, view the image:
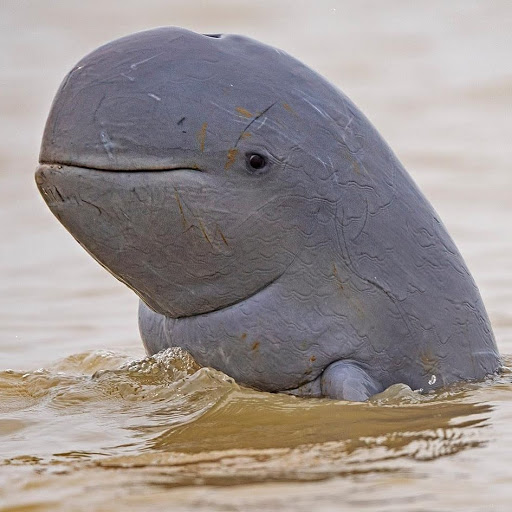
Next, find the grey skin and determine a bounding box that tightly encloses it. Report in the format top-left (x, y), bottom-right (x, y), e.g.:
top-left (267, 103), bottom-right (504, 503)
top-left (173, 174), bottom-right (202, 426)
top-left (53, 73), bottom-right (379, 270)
top-left (35, 27), bottom-right (500, 401)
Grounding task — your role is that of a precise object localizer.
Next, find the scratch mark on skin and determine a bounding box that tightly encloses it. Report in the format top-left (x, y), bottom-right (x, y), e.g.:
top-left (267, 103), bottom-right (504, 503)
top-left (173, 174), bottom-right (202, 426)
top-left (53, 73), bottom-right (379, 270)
top-left (341, 116), bottom-right (361, 154)
top-left (120, 73), bottom-right (135, 82)
top-left (53, 186), bottom-right (65, 202)
top-left (216, 227), bottom-right (229, 246)
top-left (210, 101), bottom-right (248, 123)
top-left (198, 122), bottom-right (207, 152)
top-left (257, 118), bottom-right (267, 130)
top-left (182, 224), bottom-right (196, 235)
top-left (225, 148), bottom-right (238, 170)
top-left (343, 116), bottom-right (354, 134)
top-left (118, 207), bottom-right (130, 221)
top-left (235, 102), bottom-right (277, 146)
top-left (236, 107), bottom-right (253, 118)
top-left (39, 186), bottom-right (50, 201)
top-left (130, 54), bottom-right (162, 70)
top-left (45, 187), bottom-right (59, 203)
top-left (198, 220), bottom-right (213, 245)
top-left (302, 97), bottom-right (329, 119)
top-left (81, 199), bottom-right (102, 216)
top-left (173, 188), bottom-right (187, 228)
top-left (100, 131), bottom-right (115, 160)
top-left (121, 54), bottom-right (162, 82)
top-left (147, 93), bottom-right (161, 101)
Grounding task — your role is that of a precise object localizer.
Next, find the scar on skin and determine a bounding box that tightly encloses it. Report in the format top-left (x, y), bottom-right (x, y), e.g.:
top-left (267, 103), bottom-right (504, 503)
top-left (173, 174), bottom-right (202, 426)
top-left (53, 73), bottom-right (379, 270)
top-left (225, 148), bottom-right (238, 170)
top-left (251, 341), bottom-right (260, 351)
top-left (241, 333), bottom-right (247, 340)
top-left (100, 130), bottom-right (115, 160)
top-left (236, 107), bottom-right (253, 118)
top-left (309, 355), bottom-right (316, 362)
top-left (174, 189), bottom-right (187, 228)
top-left (198, 122), bottom-right (207, 152)
top-left (198, 220), bottom-right (212, 245)
top-left (240, 132), bottom-right (252, 139)
top-left (216, 227), bottom-right (229, 246)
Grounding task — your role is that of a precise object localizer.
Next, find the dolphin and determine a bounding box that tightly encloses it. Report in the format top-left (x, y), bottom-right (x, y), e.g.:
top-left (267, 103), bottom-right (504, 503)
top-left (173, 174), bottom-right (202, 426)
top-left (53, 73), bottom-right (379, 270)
top-left (35, 27), bottom-right (500, 401)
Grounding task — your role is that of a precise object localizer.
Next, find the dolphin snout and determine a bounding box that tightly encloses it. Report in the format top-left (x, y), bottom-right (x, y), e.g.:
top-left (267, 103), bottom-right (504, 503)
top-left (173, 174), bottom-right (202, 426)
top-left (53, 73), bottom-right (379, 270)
top-left (35, 166), bottom-right (67, 205)
top-left (35, 165), bottom-right (104, 219)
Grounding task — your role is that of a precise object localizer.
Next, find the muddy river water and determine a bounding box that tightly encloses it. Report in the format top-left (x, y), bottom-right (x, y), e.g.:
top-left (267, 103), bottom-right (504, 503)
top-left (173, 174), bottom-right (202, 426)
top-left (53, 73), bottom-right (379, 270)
top-left (1, 1), bottom-right (511, 510)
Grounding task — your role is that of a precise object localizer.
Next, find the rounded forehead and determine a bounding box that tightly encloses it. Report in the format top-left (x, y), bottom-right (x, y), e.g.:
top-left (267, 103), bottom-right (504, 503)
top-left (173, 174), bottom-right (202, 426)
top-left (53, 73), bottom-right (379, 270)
top-left (68, 27), bottom-right (345, 117)
top-left (74, 28), bottom-right (296, 95)
top-left (41, 27), bottom-right (345, 170)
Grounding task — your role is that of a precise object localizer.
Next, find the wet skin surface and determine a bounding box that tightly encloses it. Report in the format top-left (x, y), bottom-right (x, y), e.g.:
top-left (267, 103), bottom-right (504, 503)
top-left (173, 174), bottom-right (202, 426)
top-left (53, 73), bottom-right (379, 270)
top-left (36, 27), bottom-right (500, 400)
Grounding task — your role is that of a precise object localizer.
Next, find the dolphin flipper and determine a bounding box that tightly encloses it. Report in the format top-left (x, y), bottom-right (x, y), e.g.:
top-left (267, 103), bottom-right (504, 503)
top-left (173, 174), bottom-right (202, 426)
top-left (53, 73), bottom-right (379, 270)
top-left (320, 360), bottom-right (384, 401)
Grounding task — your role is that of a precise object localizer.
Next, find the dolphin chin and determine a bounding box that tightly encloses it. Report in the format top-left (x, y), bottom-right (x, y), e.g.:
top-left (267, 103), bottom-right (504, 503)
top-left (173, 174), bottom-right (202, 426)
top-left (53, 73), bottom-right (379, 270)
top-left (35, 162), bottom-right (299, 319)
top-left (36, 27), bottom-right (500, 401)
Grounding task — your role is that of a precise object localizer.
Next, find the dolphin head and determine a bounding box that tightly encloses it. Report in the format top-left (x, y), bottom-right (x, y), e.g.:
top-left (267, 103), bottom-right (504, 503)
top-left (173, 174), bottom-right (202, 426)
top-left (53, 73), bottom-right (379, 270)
top-left (36, 27), bottom-right (347, 318)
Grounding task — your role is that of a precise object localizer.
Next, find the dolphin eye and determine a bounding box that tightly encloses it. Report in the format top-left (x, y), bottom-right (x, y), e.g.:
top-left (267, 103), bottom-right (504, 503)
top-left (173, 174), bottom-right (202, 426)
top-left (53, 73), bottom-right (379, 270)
top-left (246, 153), bottom-right (267, 172)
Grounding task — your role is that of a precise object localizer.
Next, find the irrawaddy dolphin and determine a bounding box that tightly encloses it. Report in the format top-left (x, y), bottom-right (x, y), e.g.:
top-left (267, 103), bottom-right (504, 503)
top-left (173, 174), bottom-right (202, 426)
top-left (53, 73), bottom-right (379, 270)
top-left (35, 27), bottom-right (500, 401)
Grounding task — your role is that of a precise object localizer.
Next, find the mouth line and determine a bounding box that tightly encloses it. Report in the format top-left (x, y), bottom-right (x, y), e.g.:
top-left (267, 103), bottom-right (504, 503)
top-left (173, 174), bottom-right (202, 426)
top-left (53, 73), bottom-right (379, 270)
top-left (35, 162), bottom-right (206, 209)
top-left (38, 161), bottom-right (205, 173)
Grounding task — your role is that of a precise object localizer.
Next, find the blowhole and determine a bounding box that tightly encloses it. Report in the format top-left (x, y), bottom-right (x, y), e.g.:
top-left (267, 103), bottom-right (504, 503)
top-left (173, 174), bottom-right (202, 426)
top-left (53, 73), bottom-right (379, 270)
top-left (203, 33), bottom-right (222, 39)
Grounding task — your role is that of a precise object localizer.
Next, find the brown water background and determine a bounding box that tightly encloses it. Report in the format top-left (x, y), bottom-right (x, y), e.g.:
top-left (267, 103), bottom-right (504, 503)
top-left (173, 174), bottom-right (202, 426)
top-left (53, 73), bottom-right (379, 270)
top-left (1, 1), bottom-right (511, 510)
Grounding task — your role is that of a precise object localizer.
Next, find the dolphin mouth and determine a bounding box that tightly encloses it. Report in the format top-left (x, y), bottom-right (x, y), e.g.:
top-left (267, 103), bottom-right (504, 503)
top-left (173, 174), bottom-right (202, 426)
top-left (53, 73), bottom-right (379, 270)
top-left (35, 162), bottom-right (206, 209)
top-left (37, 162), bottom-right (205, 174)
